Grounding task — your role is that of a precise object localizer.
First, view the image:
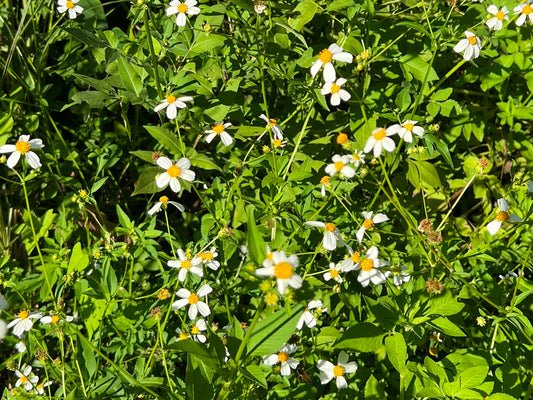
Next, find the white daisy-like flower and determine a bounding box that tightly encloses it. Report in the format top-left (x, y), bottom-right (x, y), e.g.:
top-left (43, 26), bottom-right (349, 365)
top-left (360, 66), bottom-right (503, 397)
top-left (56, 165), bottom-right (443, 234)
top-left (310, 44), bottom-right (353, 82)
top-left (15, 339), bottom-right (26, 353)
top-left (386, 120), bottom-right (425, 143)
top-left (323, 262), bottom-right (344, 283)
top-left (486, 5), bottom-right (509, 30)
top-left (499, 271), bottom-right (519, 285)
top-left (57, 0), bottom-right (83, 19)
top-left (340, 250), bottom-right (361, 272)
top-left (0, 135), bottom-right (44, 169)
top-left (166, 0), bottom-right (201, 27)
top-left (205, 122), bottom-right (233, 146)
top-left (431, 331), bottom-right (443, 343)
top-left (305, 221), bottom-right (344, 251)
top-left (272, 137), bottom-right (287, 149)
top-left (148, 195), bottom-right (185, 216)
top-left (320, 176), bottom-right (330, 197)
top-left (263, 343), bottom-right (299, 376)
top-left (453, 31), bottom-right (482, 61)
top-left (321, 78), bottom-right (351, 106)
top-left (197, 247), bottom-right (220, 271)
top-left (7, 310), bottom-right (43, 338)
top-left (349, 151), bottom-right (365, 167)
top-left (357, 246), bottom-right (389, 287)
top-left (486, 198), bottom-right (522, 235)
top-left (154, 95), bottom-right (193, 119)
top-left (36, 381), bottom-right (53, 395)
top-left (155, 157), bottom-right (195, 193)
top-left (514, 1), bottom-right (533, 26)
top-left (190, 319), bottom-right (208, 343)
top-left (256, 250), bottom-right (302, 295)
top-left (356, 211), bottom-right (389, 243)
top-left (318, 351), bottom-right (358, 389)
top-left (171, 284), bottom-right (212, 320)
top-left (296, 300), bottom-right (327, 330)
top-left (0, 292), bottom-right (7, 310)
top-left (15, 366), bottom-right (39, 392)
top-left (168, 248), bottom-right (203, 282)
top-left (325, 155), bottom-right (355, 178)
top-left (363, 127), bottom-right (396, 158)
top-left (385, 265), bottom-right (411, 286)
top-left (40, 314), bottom-right (74, 325)
top-left (259, 114), bottom-right (284, 140)
top-left (0, 320), bottom-right (6, 341)
top-left (176, 328), bottom-right (190, 341)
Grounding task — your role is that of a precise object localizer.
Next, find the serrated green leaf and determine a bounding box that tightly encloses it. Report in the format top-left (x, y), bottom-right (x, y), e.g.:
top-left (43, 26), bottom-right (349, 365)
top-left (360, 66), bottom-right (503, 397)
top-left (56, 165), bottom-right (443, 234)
top-left (68, 243), bottom-right (89, 273)
top-left (430, 317), bottom-right (466, 337)
top-left (335, 322), bottom-right (385, 352)
top-left (459, 366), bottom-right (488, 389)
top-left (385, 333), bottom-right (407, 373)
top-left (118, 56), bottom-right (143, 96)
top-left (132, 167), bottom-right (160, 196)
top-left (190, 152), bottom-right (222, 172)
top-left (190, 35), bottom-right (227, 54)
top-left (242, 365), bottom-right (268, 388)
top-left (246, 206), bottom-right (267, 266)
top-left (144, 125), bottom-right (182, 156)
top-left (400, 54), bottom-right (439, 82)
top-left (64, 27), bottom-right (107, 48)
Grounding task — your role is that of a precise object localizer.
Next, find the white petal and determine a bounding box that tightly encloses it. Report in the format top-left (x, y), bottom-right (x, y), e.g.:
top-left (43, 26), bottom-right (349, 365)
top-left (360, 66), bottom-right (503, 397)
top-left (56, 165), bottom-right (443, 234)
top-left (343, 362), bottom-right (357, 374)
top-left (453, 39), bottom-right (469, 53)
top-left (364, 136), bottom-right (376, 154)
top-left (188, 304), bottom-right (198, 320)
top-left (497, 198), bottom-right (508, 212)
top-left (336, 375), bottom-right (348, 389)
top-left (280, 363), bottom-right (291, 376)
top-left (277, 279), bottom-right (289, 294)
top-left (323, 231), bottom-right (337, 251)
top-left (197, 284), bottom-right (213, 297)
top-left (339, 89), bottom-right (351, 102)
top-left (169, 178), bottom-right (181, 193)
top-left (176, 12), bottom-right (187, 26)
top-left (486, 4), bottom-right (499, 14)
top-left (25, 152), bottom-right (41, 169)
top-left (510, 214), bottom-right (522, 222)
top-left (264, 354), bottom-right (279, 366)
top-left (156, 173), bottom-right (170, 189)
top-left (180, 169), bottom-right (195, 182)
top-left (310, 60), bottom-right (322, 78)
top-left (340, 165), bottom-right (355, 178)
top-left (486, 220), bottom-right (502, 235)
top-left (196, 301), bottom-right (211, 317)
top-left (330, 93), bottom-right (341, 106)
top-left (171, 298), bottom-right (190, 310)
top-left (0, 144), bottom-right (16, 153)
top-left (156, 157), bottom-right (173, 169)
top-left (356, 226), bottom-right (366, 243)
top-left (166, 104), bottom-right (178, 120)
top-left (7, 151), bottom-right (21, 168)
top-left (373, 141), bottom-right (383, 158)
top-left (332, 52), bottom-right (353, 63)
top-left (305, 221), bottom-right (326, 228)
top-left (382, 137), bottom-right (396, 153)
top-left (323, 63), bottom-right (336, 82)
top-left (220, 132), bottom-right (233, 146)
top-left (463, 45), bottom-right (474, 61)
top-left (373, 213), bottom-right (389, 224)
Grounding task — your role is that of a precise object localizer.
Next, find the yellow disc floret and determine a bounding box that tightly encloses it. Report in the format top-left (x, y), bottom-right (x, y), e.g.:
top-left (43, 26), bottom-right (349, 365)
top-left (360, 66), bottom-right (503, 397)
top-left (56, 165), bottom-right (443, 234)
top-left (363, 219), bottom-right (374, 229)
top-left (18, 310), bottom-right (29, 320)
top-left (334, 161), bottom-right (345, 171)
top-left (52, 315), bottom-right (60, 324)
top-left (178, 3), bottom-right (188, 13)
top-left (351, 252), bottom-right (361, 262)
top-left (523, 5), bottom-right (532, 15)
top-left (167, 165), bottom-right (181, 178)
top-left (274, 262), bottom-right (293, 279)
top-left (361, 259), bottom-right (374, 271)
top-left (188, 293), bottom-right (199, 304)
top-left (16, 141), bottom-right (30, 154)
top-left (318, 49), bottom-right (333, 63)
top-left (181, 259), bottom-right (191, 269)
top-left (496, 211), bottom-right (510, 222)
top-left (191, 326), bottom-right (200, 335)
top-left (160, 196), bottom-right (169, 204)
top-left (325, 223), bottom-right (336, 232)
top-left (166, 95), bottom-right (176, 104)
top-left (468, 36), bottom-right (477, 45)
top-left (403, 123), bottom-right (414, 131)
top-left (278, 352), bottom-right (289, 363)
top-left (333, 365), bottom-right (345, 377)
top-left (374, 128), bottom-right (386, 141)
top-left (212, 123), bottom-right (224, 134)
top-left (330, 83), bottom-right (341, 94)
top-left (496, 10), bottom-right (505, 20)
top-left (66, 0), bottom-right (74, 9)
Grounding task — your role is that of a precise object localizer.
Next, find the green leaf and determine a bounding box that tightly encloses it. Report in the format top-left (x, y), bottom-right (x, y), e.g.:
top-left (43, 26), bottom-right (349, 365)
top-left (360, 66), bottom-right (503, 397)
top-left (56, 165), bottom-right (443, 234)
top-left (317, 326), bottom-right (342, 347)
top-left (423, 134), bottom-right (454, 169)
top-left (118, 56), bottom-right (143, 96)
top-left (132, 167), bottom-right (160, 196)
top-left (486, 394), bottom-right (518, 400)
top-left (246, 206), bottom-right (267, 266)
top-left (91, 177), bottom-right (108, 194)
top-left (385, 333), bottom-right (407, 373)
top-left (288, 0), bottom-right (319, 31)
top-left (459, 366), bottom-right (488, 389)
top-left (144, 125), bottom-right (182, 156)
top-left (430, 317), bottom-right (466, 337)
top-left (170, 340), bottom-right (219, 367)
top-left (190, 152), bottom-right (222, 172)
top-left (64, 28), bottom-right (107, 48)
top-left (68, 243), bottom-right (89, 273)
top-left (424, 290), bottom-right (465, 316)
top-left (400, 54), bottom-right (439, 82)
top-left (204, 79), bottom-right (241, 121)
top-left (69, 91), bottom-right (113, 108)
top-left (395, 86), bottom-right (411, 113)
top-left (130, 150), bottom-right (156, 163)
top-left (406, 160), bottom-right (442, 190)
top-left (235, 126), bottom-right (265, 137)
top-left (116, 204), bottom-right (133, 229)
top-left (365, 374), bottom-right (386, 399)
top-left (432, 88), bottom-right (453, 102)
top-left (335, 322), bottom-right (385, 352)
top-left (189, 34), bottom-right (227, 54)
top-left (78, 336), bottom-right (97, 380)
top-left (73, 73), bottom-right (114, 93)
top-left (242, 365), bottom-right (268, 388)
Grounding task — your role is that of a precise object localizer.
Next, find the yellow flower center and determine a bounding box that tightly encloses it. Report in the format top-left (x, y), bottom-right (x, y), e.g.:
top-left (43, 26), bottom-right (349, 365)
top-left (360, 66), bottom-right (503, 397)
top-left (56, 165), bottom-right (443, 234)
top-left (496, 211), bottom-right (510, 222)
top-left (181, 259), bottom-right (191, 269)
top-left (52, 315), bottom-right (60, 324)
top-left (265, 292), bottom-right (278, 305)
top-left (333, 365), bottom-right (345, 377)
top-left (188, 293), bottom-right (199, 304)
top-left (269, 119), bottom-right (277, 126)
top-left (212, 123), bottom-right (224, 134)
top-left (159, 196), bottom-right (169, 204)
top-left (178, 3), bottom-right (188, 13)
top-left (16, 141), bottom-right (30, 154)
top-left (274, 262), bottom-right (293, 279)
top-left (167, 165), bottom-right (181, 178)
top-left (353, 154), bottom-right (360, 161)
top-left (334, 161), bottom-right (344, 171)
top-left (325, 223), bottom-right (336, 232)
top-left (403, 123), bottom-right (414, 131)
top-left (468, 36), bottom-right (477, 45)
top-left (191, 326), bottom-right (200, 335)
top-left (363, 219), bottom-right (374, 229)
top-left (361, 259), bottom-right (374, 271)
top-left (351, 252), bottom-right (360, 262)
top-left (37, 383), bottom-right (44, 390)
top-left (20, 375), bottom-right (29, 383)
top-left (166, 95), bottom-right (176, 104)
top-left (66, 0), bottom-right (74, 9)
top-left (496, 10), bottom-right (505, 20)
top-left (203, 252), bottom-right (213, 260)
top-left (523, 5), bottom-right (532, 15)
top-left (330, 269), bottom-right (339, 278)
top-left (278, 352), bottom-right (289, 363)
top-left (320, 176), bottom-right (330, 185)
top-left (273, 139), bottom-right (283, 147)
top-left (267, 252), bottom-right (273, 261)
top-left (18, 310), bottom-right (29, 320)
top-left (318, 49), bottom-right (333, 63)
top-left (337, 133), bottom-right (348, 144)
top-left (158, 289), bottom-right (170, 300)
top-left (330, 83), bottom-right (341, 94)
top-left (373, 128), bottom-right (386, 141)
top-left (179, 332), bottom-right (188, 340)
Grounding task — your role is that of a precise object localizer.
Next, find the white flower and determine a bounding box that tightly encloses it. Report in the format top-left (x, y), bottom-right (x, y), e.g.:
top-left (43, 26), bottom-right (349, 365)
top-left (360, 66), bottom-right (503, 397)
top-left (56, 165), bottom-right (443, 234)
top-left (171, 284), bottom-right (212, 320)
top-left (15, 366), bottom-right (39, 392)
top-left (190, 319), bottom-right (208, 343)
top-left (154, 95), bottom-right (193, 119)
top-left (385, 265), bottom-right (411, 286)
top-left (263, 343), bottom-right (299, 376)
top-left (175, 328), bottom-right (190, 341)
top-left (349, 151), bottom-right (365, 167)
top-left (15, 339), bottom-right (26, 353)
top-left (431, 331), bottom-right (443, 343)
top-left (486, 198), bottom-right (522, 235)
top-left (0, 135), bottom-right (44, 169)
top-left (324, 262), bottom-right (344, 283)
top-left (310, 44), bottom-right (353, 82)
top-left (197, 247), bottom-right (220, 271)
top-left (7, 310), bottom-right (43, 338)
top-left (453, 31), bottom-right (482, 61)
top-left (166, 0), bottom-right (201, 26)
top-left (0, 320), bottom-right (6, 341)
top-left (57, 0), bottom-right (83, 19)
top-left (386, 120), bottom-right (425, 143)
top-left (40, 314), bottom-right (74, 325)
top-left (357, 246), bottom-right (388, 287)
top-left (155, 157), bottom-right (195, 193)
top-left (356, 211), bottom-right (389, 243)
top-left (256, 250), bottom-right (302, 295)
top-left (148, 195), bottom-right (185, 216)
top-left (168, 249), bottom-right (203, 282)
top-left (486, 5), bottom-right (509, 30)
top-left (325, 155), bottom-right (355, 178)
top-left (363, 127), bottom-right (396, 158)
top-left (296, 300), bottom-right (327, 330)
top-left (320, 176), bottom-right (330, 197)
top-left (499, 271), bottom-right (519, 285)
top-left (272, 137), bottom-right (287, 149)
top-left (305, 221), bottom-right (345, 251)
top-left (259, 114), bottom-right (283, 140)
top-left (321, 78), bottom-right (351, 106)
top-left (0, 292), bottom-right (7, 310)
top-left (205, 122), bottom-right (233, 146)
top-left (36, 381), bottom-right (53, 395)
top-left (514, 2), bottom-right (533, 26)
top-left (318, 351), bottom-right (357, 389)
top-left (340, 250), bottom-right (362, 273)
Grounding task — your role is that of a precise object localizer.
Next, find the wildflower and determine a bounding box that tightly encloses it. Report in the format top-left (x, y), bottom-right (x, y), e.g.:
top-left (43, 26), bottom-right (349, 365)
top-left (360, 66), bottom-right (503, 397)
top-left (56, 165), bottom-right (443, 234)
top-left (310, 44), bottom-right (353, 82)
top-left (453, 31), bottom-right (482, 61)
top-left (296, 300), bottom-right (327, 330)
top-left (325, 155), bottom-right (355, 178)
top-left (385, 265), bottom-right (411, 286)
top-left (158, 289), bottom-right (170, 300)
top-left (263, 343), bottom-right (299, 376)
top-left (0, 320), bottom-right (6, 341)
top-left (205, 122), bottom-right (233, 146)
top-left (254, 0), bottom-right (266, 14)
top-left (15, 366), bottom-right (39, 392)
top-left (336, 132), bottom-right (348, 145)
top-left (363, 127), bottom-right (396, 158)
top-left (515, 1), bottom-right (533, 26)
top-left (386, 120), bottom-right (425, 143)
top-left (272, 138), bottom-right (287, 149)
top-left (40, 314), bottom-right (74, 325)
top-left (431, 331), bottom-right (442, 343)
top-left (340, 250), bottom-right (361, 272)
top-left (321, 78), bottom-right (351, 106)
top-left (499, 271), bottom-right (519, 285)
top-left (356, 211), bottom-right (389, 243)
top-left (148, 195), bottom-right (184, 216)
top-left (318, 351), bottom-right (357, 389)
top-left (0, 135), bottom-right (44, 169)
top-left (190, 319), bottom-right (208, 343)
top-left (305, 221), bottom-right (344, 251)
top-left (57, 0), bottom-right (83, 19)
top-left (320, 176), bottom-right (330, 197)
top-left (357, 246), bottom-right (388, 287)
top-left (349, 151), bottom-right (365, 167)
top-left (172, 284), bottom-right (212, 320)
top-left (259, 114), bottom-right (283, 140)
top-left (155, 157), bottom-right (195, 193)
top-left (7, 310), bottom-right (43, 338)
top-left (429, 347), bottom-right (439, 356)
top-left (15, 339), bottom-right (26, 353)
top-left (486, 5), bottom-right (509, 30)
top-left (256, 250), bottom-right (302, 295)
top-left (425, 278), bottom-right (443, 293)
top-left (486, 198), bottom-right (522, 235)
top-left (197, 247), bottom-right (220, 270)
top-left (36, 381), bottom-right (53, 395)
top-left (176, 327), bottom-right (190, 341)
top-left (168, 248), bottom-right (203, 282)
top-left (166, 0), bottom-right (200, 26)
top-left (265, 292), bottom-right (278, 305)
top-left (476, 316), bottom-right (487, 327)
top-left (154, 95), bottom-right (193, 119)
top-left (324, 262), bottom-right (344, 284)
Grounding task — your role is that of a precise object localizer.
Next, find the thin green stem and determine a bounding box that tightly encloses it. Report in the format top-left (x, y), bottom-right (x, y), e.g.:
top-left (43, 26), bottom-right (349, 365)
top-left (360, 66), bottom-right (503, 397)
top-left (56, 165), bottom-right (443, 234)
top-left (282, 104), bottom-right (314, 179)
top-left (143, 7), bottom-right (163, 99)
